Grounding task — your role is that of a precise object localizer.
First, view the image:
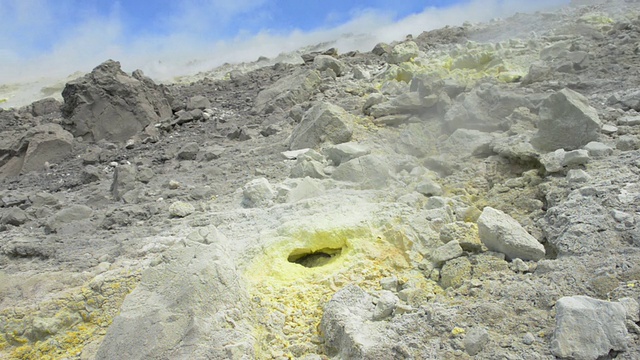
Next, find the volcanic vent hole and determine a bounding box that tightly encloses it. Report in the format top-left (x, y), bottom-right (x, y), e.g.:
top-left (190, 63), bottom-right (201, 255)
top-left (287, 247), bottom-right (343, 268)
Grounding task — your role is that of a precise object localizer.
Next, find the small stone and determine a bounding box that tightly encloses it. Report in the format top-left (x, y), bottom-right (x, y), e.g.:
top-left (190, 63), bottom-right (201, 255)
top-left (601, 124), bottom-right (618, 134)
top-left (617, 135), bottom-right (640, 151)
top-left (177, 142), bottom-right (200, 160)
top-left (440, 256), bottom-right (472, 289)
top-left (168, 180), bottom-right (181, 189)
top-left (566, 169), bottom-right (591, 183)
top-left (584, 141), bottom-right (613, 157)
top-left (380, 276), bottom-right (398, 291)
top-left (511, 258), bottom-right (529, 272)
top-left (242, 178), bottom-right (276, 208)
top-left (372, 290), bottom-right (399, 321)
top-left (125, 139), bottom-right (135, 149)
top-left (523, 332), bottom-right (535, 345)
top-left (169, 201), bottom-right (195, 218)
top-left (617, 115), bottom-right (640, 126)
top-left (464, 327), bottom-right (489, 356)
top-left (562, 149), bottom-right (590, 167)
top-left (1, 207), bottom-right (28, 226)
top-left (416, 179), bottom-right (444, 197)
top-left (431, 240), bottom-right (464, 267)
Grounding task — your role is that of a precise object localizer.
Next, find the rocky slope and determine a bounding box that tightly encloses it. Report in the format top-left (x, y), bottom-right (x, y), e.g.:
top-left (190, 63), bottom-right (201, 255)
top-left (1, 0), bottom-right (640, 359)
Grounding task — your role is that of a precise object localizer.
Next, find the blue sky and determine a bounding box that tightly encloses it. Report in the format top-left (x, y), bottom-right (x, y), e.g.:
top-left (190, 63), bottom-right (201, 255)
top-left (0, 0), bottom-right (567, 84)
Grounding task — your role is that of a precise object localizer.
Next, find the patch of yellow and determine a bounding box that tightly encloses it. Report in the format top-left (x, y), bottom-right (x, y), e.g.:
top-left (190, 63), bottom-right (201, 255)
top-left (244, 226), bottom-right (436, 358)
top-left (0, 270), bottom-right (140, 360)
top-left (451, 327), bottom-right (466, 336)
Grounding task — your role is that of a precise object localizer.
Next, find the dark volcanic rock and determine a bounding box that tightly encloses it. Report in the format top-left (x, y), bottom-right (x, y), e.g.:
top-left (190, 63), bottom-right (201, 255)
top-left (61, 60), bottom-right (172, 143)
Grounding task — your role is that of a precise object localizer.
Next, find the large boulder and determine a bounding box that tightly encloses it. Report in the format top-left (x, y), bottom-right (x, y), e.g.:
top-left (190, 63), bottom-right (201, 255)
top-left (531, 88), bottom-right (601, 151)
top-left (477, 207), bottom-right (545, 261)
top-left (95, 242), bottom-right (255, 360)
top-left (551, 296), bottom-right (628, 360)
top-left (443, 84), bottom-right (534, 132)
top-left (253, 69), bottom-right (321, 114)
top-left (313, 55), bottom-right (346, 76)
top-left (289, 102), bottom-right (353, 150)
top-left (21, 124), bottom-right (74, 173)
top-left (61, 60), bottom-right (172, 143)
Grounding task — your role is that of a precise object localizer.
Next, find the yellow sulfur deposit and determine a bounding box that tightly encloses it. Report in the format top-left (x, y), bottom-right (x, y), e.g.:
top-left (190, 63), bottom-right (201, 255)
top-left (244, 226), bottom-right (436, 358)
top-left (0, 270), bottom-right (140, 360)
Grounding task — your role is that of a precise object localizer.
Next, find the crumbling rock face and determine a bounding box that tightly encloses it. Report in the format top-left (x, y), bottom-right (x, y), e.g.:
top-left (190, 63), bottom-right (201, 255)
top-left (95, 242), bottom-right (255, 360)
top-left (61, 59), bottom-right (172, 143)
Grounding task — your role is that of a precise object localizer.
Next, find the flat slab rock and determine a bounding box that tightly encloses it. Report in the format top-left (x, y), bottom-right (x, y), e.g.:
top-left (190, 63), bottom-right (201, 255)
top-left (551, 296), bottom-right (628, 360)
top-left (477, 206), bottom-right (545, 261)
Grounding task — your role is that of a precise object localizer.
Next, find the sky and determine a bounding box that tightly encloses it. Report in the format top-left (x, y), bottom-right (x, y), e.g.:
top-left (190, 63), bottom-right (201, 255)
top-left (0, 0), bottom-right (569, 85)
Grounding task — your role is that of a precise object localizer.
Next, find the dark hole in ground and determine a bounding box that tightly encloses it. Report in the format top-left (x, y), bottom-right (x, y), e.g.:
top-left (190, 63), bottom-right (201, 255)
top-left (288, 248), bottom-right (343, 268)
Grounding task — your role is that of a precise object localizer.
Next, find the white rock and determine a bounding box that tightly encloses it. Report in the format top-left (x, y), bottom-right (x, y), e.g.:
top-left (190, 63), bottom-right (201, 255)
top-left (562, 149), bottom-right (590, 167)
top-left (431, 240), bottom-right (464, 266)
top-left (242, 178), bottom-right (276, 208)
top-left (551, 296), bottom-right (628, 360)
top-left (584, 141), bottom-right (613, 157)
top-left (372, 291), bottom-right (398, 321)
top-left (477, 207), bottom-right (545, 261)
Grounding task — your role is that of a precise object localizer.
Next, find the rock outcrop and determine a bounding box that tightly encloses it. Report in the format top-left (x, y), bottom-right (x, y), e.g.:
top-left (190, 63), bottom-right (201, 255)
top-left (61, 60), bottom-right (172, 143)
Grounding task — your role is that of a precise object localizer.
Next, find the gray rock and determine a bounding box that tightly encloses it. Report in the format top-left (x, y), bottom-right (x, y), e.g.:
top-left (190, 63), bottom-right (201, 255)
top-left (441, 129), bottom-right (495, 157)
top-left (379, 276), bottom-right (398, 291)
top-left (1, 207), bottom-right (28, 226)
top-left (203, 145), bottom-right (225, 160)
top-left (177, 142), bottom-right (200, 160)
top-left (584, 141), bottom-right (613, 157)
top-left (387, 41), bottom-right (420, 64)
top-left (444, 85), bottom-right (534, 132)
top-left (540, 149), bottom-right (566, 173)
top-left (602, 124), bottom-right (618, 134)
top-left (416, 179), bottom-right (444, 197)
top-left (431, 240), bottom-right (464, 267)
top-left (551, 296), bottom-right (628, 360)
top-left (254, 69), bottom-right (321, 114)
top-left (464, 327), bottom-right (489, 356)
top-left (368, 92), bottom-right (429, 118)
top-left (61, 60), bottom-right (172, 143)
top-left (439, 221), bottom-right (482, 252)
top-left (21, 124), bottom-right (74, 173)
top-left (47, 205), bottom-right (93, 233)
top-left (320, 285), bottom-right (379, 358)
top-left (290, 159), bottom-right (326, 179)
top-left (81, 165), bottom-right (102, 184)
top-left (31, 98), bottom-right (61, 117)
top-left (323, 142), bottom-right (369, 166)
top-left (289, 102), bottom-right (353, 150)
top-left (372, 42), bottom-right (392, 56)
top-left (111, 164), bottom-right (137, 201)
top-left (242, 178), bottom-right (276, 208)
top-left (372, 291), bottom-right (399, 321)
top-left (562, 149), bottom-right (590, 167)
top-left (440, 256), bottom-right (472, 289)
top-left (566, 169), bottom-right (591, 183)
top-left (331, 154), bottom-right (394, 189)
top-left (313, 55), bottom-right (346, 77)
top-left (477, 207), bottom-right (545, 261)
top-left (169, 201), bottom-right (195, 218)
top-left (95, 243), bottom-right (254, 360)
top-left (186, 95), bottom-right (211, 111)
top-left (619, 297), bottom-right (640, 323)
top-left (532, 88), bottom-right (602, 151)
top-left (616, 135), bottom-right (640, 151)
